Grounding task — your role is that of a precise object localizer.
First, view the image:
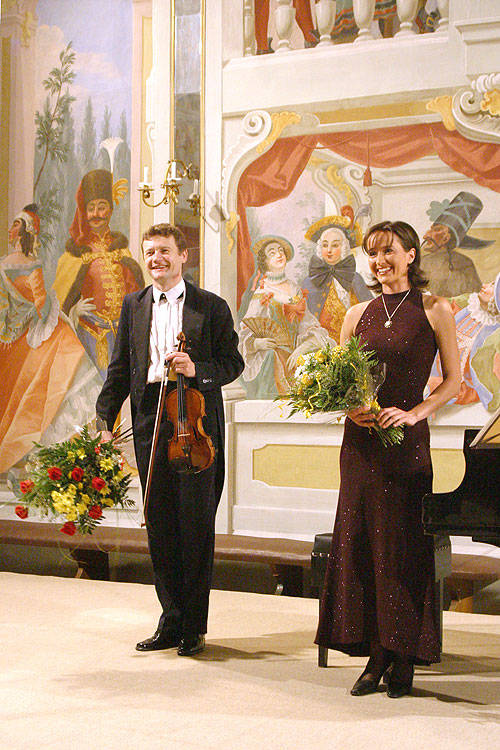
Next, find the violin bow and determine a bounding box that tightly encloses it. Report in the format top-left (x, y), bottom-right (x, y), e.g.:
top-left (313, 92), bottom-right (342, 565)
top-left (141, 357), bottom-right (172, 527)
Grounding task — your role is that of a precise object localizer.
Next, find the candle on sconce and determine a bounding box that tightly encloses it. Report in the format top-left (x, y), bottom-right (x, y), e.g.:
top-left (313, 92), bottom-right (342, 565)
top-left (193, 179), bottom-right (200, 196)
top-left (143, 166), bottom-right (149, 184)
top-left (170, 160), bottom-right (177, 180)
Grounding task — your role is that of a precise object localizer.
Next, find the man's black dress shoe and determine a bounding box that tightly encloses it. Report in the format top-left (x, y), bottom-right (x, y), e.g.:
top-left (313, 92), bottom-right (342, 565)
top-left (177, 634), bottom-right (205, 656)
top-left (135, 630), bottom-right (181, 652)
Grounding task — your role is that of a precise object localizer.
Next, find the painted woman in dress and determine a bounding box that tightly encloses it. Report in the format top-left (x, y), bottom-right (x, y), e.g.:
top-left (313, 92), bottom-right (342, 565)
top-left (238, 236), bottom-right (332, 399)
top-left (0, 204), bottom-right (101, 475)
top-left (316, 221), bottom-right (460, 698)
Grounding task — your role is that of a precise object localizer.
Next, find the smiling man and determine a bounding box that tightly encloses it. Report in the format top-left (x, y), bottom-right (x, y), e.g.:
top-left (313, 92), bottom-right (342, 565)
top-left (96, 223), bottom-right (244, 656)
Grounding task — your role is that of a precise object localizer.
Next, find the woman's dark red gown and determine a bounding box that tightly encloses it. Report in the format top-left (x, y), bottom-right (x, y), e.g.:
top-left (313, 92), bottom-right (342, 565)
top-left (315, 288), bottom-right (441, 663)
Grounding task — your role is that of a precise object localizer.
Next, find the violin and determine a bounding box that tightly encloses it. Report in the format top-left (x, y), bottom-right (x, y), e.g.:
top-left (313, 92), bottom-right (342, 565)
top-left (142, 332), bottom-right (215, 525)
top-left (165, 332), bottom-right (215, 474)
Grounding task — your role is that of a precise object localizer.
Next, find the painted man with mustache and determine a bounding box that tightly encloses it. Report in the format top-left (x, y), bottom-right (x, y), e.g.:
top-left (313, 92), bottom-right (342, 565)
top-left (54, 169), bottom-right (144, 378)
top-left (420, 192), bottom-right (491, 298)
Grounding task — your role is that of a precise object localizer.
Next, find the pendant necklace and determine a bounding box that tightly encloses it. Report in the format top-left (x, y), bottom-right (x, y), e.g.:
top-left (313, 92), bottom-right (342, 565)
top-left (381, 289), bottom-right (411, 328)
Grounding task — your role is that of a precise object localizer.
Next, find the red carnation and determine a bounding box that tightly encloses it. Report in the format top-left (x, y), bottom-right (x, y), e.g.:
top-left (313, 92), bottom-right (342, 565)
top-left (20, 480), bottom-right (34, 494)
top-left (88, 505), bottom-right (103, 520)
top-left (61, 521), bottom-right (77, 536)
top-left (15, 505), bottom-right (29, 519)
top-left (94, 444), bottom-right (101, 455)
top-left (48, 466), bottom-right (62, 480)
top-left (71, 467), bottom-right (84, 481)
top-left (91, 476), bottom-right (106, 491)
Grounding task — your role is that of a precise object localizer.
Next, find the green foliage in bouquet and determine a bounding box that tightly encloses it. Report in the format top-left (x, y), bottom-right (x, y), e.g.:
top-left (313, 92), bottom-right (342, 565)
top-left (15, 427), bottom-right (133, 535)
top-left (279, 336), bottom-right (404, 447)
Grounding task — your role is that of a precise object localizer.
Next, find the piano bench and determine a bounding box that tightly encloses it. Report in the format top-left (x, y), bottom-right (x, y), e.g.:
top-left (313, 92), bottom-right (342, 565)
top-left (311, 533), bottom-right (451, 667)
top-left (447, 554), bottom-right (500, 613)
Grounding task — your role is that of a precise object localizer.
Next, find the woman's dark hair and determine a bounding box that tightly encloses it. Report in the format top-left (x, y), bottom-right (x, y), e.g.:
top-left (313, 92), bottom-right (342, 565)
top-left (141, 223), bottom-right (187, 254)
top-left (362, 220), bottom-right (428, 292)
top-left (18, 203), bottom-right (39, 256)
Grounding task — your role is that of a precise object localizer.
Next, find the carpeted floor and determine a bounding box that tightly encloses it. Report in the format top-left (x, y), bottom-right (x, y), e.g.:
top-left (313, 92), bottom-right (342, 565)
top-left (1, 572), bottom-right (500, 750)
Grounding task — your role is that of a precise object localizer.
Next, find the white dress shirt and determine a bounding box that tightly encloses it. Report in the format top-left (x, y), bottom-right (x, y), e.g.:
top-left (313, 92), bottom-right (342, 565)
top-left (147, 279), bottom-right (186, 383)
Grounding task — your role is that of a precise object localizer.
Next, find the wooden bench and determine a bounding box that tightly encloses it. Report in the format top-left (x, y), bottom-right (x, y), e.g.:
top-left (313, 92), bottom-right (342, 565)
top-left (0, 520), bottom-right (312, 597)
top-left (446, 553), bottom-right (500, 612)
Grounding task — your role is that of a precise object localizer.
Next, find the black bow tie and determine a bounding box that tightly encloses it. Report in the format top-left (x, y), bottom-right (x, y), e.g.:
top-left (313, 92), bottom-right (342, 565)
top-left (308, 254), bottom-right (356, 292)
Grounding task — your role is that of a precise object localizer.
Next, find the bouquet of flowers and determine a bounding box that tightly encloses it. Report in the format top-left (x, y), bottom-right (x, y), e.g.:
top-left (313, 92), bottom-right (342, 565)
top-left (279, 336), bottom-right (404, 447)
top-left (14, 427), bottom-right (133, 535)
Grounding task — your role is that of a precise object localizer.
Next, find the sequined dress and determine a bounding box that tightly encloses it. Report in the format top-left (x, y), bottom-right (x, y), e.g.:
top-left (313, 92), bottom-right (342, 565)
top-left (315, 288), bottom-right (440, 663)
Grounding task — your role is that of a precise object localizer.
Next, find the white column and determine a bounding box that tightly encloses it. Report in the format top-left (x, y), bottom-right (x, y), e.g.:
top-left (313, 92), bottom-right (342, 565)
top-left (152, 0), bottom-right (173, 224)
top-left (315, 1), bottom-right (336, 47)
top-left (436, 0), bottom-right (449, 34)
top-left (1, 0), bottom-right (38, 223)
top-left (395, 0), bottom-right (418, 37)
top-left (353, 0), bottom-right (376, 43)
top-left (243, 0), bottom-right (255, 56)
top-left (275, 0), bottom-right (296, 53)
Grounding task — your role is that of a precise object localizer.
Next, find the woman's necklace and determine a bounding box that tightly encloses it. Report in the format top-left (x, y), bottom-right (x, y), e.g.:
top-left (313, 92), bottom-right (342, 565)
top-left (381, 289), bottom-right (411, 328)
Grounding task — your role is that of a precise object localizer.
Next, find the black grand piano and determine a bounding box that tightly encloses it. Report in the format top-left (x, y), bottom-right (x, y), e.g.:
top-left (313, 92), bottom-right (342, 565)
top-left (423, 428), bottom-right (500, 548)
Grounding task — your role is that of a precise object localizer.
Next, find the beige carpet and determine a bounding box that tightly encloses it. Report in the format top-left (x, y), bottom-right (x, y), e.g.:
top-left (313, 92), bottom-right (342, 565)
top-left (1, 573), bottom-right (500, 750)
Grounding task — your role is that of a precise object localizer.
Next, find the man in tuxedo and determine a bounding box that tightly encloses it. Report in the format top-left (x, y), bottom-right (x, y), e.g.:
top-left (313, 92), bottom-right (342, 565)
top-left (96, 223), bottom-right (244, 656)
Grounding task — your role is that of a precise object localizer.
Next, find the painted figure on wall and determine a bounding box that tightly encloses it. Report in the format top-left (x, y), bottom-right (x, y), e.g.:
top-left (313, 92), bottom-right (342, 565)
top-left (427, 274), bottom-right (500, 412)
top-left (302, 215), bottom-right (372, 342)
top-left (420, 192), bottom-right (493, 298)
top-left (238, 236), bottom-right (332, 398)
top-left (53, 169), bottom-right (144, 379)
top-left (254, 0), bottom-right (318, 53)
top-left (0, 204), bottom-right (101, 475)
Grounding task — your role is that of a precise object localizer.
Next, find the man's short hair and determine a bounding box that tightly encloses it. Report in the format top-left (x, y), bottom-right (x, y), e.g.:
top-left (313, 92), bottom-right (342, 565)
top-left (141, 223), bottom-right (187, 253)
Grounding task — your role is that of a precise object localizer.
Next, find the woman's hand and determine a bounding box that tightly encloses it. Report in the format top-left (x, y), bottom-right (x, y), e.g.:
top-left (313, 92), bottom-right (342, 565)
top-left (346, 405), bottom-right (376, 428)
top-left (376, 407), bottom-right (418, 429)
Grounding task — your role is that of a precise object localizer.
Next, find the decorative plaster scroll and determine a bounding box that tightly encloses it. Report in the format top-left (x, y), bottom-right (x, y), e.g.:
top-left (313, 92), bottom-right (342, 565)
top-left (256, 111), bottom-right (301, 154)
top-left (221, 110), bottom-right (320, 218)
top-left (221, 110), bottom-right (273, 218)
top-left (452, 82), bottom-right (500, 144)
top-left (224, 211), bottom-right (239, 255)
top-left (325, 165), bottom-right (354, 204)
top-left (426, 96), bottom-right (455, 131)
top-left (312, 161), bottom-right (370, 216)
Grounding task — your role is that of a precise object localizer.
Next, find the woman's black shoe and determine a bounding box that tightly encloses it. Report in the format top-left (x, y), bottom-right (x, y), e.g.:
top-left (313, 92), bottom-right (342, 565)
top-left (386, 661), bottom-right (414, 698)
top-left (350, 673), bottom-right (382, 696)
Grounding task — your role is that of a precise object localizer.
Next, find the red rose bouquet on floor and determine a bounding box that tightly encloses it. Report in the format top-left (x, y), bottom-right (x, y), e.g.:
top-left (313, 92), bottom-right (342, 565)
top-left (15, 426), bottom-right (133, 535)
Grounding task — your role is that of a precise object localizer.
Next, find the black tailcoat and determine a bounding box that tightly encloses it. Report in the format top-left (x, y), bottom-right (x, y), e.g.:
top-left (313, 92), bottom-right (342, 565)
top-left (96, 281), bottom-right (244, 635)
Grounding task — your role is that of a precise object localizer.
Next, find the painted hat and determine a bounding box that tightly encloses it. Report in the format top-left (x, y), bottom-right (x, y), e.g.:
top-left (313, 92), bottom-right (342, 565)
top-left (304, 215), bottom-right (362, 248)
top-left (81, 169), bottom-right (113, 207)
top-left (428, 191), bottom-right (494, 250)
top-left (15, 203), bottom-right (40, 238)
top-left (251, 235), bottom-right (294, 262)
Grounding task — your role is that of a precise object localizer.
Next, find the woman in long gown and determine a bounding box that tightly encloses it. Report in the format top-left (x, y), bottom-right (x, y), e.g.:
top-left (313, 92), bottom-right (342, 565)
top-left (0, 205), bottom-right (101, 475)
top-left (315, 221), bottom-right (460, 698)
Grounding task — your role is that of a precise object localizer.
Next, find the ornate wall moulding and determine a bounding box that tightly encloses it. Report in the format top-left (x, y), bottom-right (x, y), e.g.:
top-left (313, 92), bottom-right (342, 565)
top-left (427, 74), bottom-right (500, 144)
top-left (221, 109), bottom-right (319, 219)
top-left (452, 73), bottom-right (500, 144)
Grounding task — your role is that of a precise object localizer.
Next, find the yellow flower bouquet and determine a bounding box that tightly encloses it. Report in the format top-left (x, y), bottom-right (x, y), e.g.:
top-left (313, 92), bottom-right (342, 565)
top-left (278, 336), bottom-right (404, 447)
top-left (14, 426), bottom-right (133, 535)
